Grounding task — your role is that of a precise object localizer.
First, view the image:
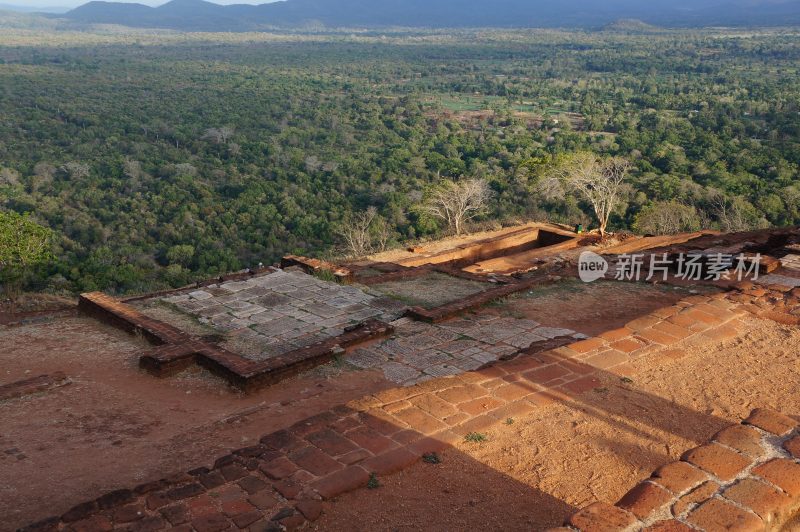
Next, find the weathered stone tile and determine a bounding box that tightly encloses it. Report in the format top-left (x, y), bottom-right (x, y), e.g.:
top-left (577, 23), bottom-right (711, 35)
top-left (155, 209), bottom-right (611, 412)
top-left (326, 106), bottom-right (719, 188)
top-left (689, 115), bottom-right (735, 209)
top-left (348, 348), bottom-right (388, 369)
top-left (534, 326), bottom-right (576, 339)
top-left (189, 290), bottom-right (214, 300)
top-left (382, 362), bottom-right (422, 384)
top-left (423, 364), bottom-right (462, 378)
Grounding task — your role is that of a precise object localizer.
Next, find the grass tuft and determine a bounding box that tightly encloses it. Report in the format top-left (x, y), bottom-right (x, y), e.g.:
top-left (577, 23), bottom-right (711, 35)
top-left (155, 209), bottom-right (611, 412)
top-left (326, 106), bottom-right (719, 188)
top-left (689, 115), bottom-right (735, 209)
top-left (367, 472), bottom-right (380, 489)
top-left (423, 452), bottom-right (441, 464)
top-left (464, 432), bottom-right (488, 443)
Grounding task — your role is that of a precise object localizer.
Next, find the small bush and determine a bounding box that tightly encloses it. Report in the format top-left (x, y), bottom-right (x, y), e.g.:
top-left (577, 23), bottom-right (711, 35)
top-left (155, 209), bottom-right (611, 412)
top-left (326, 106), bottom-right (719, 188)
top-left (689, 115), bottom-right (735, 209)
top-left (367, 472), bottom-right (380, 489)
top-left (423, 452), bottom-right (441, 464)
top-left (464, 432), bottom-right (487, 443)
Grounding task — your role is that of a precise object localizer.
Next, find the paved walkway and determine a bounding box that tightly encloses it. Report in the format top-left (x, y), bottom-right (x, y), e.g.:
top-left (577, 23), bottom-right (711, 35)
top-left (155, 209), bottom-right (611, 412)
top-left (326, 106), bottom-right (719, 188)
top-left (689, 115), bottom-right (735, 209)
top-left (350, 316), bottom-right (581, 386)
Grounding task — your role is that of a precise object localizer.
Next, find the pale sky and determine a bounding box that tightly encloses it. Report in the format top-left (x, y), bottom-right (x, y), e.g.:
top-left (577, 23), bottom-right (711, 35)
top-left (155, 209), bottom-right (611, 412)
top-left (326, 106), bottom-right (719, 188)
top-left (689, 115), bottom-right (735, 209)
top-left (8, 0), bottom-right (278, 7)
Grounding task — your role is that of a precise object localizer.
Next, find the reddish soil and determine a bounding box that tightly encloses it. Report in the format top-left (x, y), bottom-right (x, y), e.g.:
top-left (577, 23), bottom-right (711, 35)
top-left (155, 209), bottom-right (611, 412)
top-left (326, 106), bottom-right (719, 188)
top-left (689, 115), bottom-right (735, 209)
top-left (0, 317), bottom-right (394, 531)
top-left (314, 317), bottom-right (800, 531)
top-left (490, 279), bottom-right (712, 336)
top-left (0, 293), bottom-right (75, 325)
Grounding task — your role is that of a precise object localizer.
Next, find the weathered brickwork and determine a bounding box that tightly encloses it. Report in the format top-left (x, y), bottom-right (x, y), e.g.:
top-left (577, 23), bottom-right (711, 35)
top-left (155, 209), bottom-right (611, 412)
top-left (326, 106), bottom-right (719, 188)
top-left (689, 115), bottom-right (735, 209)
top-left (394, 224), bottom-right (577, 269)
top-left (78, 289), bottom-right (394, 392)
top-left (563, 408), bottom-right (800, 532)
top-left (37, 289), bottom-right (767, 532)
top-left (406, 276), bottom-right (552, 323)
top-left (140, 319), bottom-right (394, 392)
top-left (79, 292), bottom-right (190, 346)
top-left (349, 261), bottom-right (509, 287)
top-left (279, 255), bottom-right (352, 282)
top-left (0, 372), bottom-right (70, 402)
top-left (728, 281), bottom-right (800, 326)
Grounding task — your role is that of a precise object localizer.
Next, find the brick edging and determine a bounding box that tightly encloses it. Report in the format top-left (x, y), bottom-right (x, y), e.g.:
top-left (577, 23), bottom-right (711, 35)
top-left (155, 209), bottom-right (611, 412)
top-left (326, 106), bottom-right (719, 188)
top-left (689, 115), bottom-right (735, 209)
top-left (78, 292), bottom-right (190, 346)
top-left (405, 276), bottom-right (552, 323)
top-left (729, 283), bottom-right (800, 326)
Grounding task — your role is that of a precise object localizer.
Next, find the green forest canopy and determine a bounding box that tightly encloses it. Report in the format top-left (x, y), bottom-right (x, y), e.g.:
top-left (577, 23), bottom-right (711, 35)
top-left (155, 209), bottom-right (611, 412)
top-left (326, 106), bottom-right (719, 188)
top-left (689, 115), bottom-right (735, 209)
top-left (0, 27), bottom-right (798, 294)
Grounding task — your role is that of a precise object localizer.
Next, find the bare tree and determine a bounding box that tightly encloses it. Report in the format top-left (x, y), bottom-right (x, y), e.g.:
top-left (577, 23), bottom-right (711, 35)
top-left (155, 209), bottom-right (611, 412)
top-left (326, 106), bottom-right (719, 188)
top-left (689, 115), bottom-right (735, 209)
top-left (419, 178), bottom-right (493, 236)
top-left (337, 207), bottom-right (379, 257)
top-left (219, 127), bottom-right (235, 144)
top-left (59, 162), bottom-right (91, 180)
top-left (633, 201), bottom-right (702, 235)
top-left (0, 167), bottom-right (20, 186)
top-left (373, 215), bottom-right (392, 253)
top-left (30, 162), bottom-right (55, 194)
top-left (202, 128), bottom-right (223, 144)
top-left (709, 192), bottom-right (767, 233)
top-left (203, 127), bottom-right (235, 145)
top-left (551, 152), bottom-right (630, 237)
top-left (173, 163), bottom-right (198, 177)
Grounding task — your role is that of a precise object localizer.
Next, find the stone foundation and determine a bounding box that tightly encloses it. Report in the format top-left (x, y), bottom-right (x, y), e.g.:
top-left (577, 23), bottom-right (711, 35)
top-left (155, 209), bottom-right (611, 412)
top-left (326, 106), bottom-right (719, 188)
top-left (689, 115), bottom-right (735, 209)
top-left (78, 291), bottom-right (393, 392)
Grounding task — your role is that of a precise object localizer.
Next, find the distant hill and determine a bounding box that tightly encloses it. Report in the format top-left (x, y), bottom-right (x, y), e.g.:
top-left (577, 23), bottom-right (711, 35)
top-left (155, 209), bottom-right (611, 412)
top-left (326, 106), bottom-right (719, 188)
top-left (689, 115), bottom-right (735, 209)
top-left (64, 0), bottom-right (800, 30)
top-left (0, 7), bottom-right (62, 28)
top-left (0, 3), bottom-right (68, 13)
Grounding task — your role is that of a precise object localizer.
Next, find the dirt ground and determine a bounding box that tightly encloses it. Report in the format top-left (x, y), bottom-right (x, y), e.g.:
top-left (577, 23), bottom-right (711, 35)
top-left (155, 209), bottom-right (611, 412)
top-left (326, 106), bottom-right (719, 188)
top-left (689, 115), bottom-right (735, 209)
top-left (369, 272), bottom-right (490, 309)
top-left (0, 293), bottom-right (75, 324)
top-left (314, 317), bottom-right (800, 531)
top-left (490, 279), bottom-right (712, 336)
top-left (0, 317), bottom-right (395, 531)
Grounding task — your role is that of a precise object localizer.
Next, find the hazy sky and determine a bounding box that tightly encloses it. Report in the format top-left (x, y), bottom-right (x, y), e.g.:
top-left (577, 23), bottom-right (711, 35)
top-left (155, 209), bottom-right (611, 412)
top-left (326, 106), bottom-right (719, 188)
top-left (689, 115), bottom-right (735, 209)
top-left (10, 0), bottom-right (279, 7)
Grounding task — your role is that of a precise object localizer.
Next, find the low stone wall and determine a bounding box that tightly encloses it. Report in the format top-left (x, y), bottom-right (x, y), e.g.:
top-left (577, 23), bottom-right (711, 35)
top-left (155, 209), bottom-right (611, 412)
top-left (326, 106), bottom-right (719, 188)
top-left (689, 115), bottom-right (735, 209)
top-left (561, 408), bottom-right (800, 532)
top-left (405, 276), bottom-right (549, 323)
top-left (78, 292), bottom-right (190, 346)
top-left (352, 262), bottom-right (505, 287)
top-left (79, 291), bottom-right (393, 392)
top-left (141, 319), bottom-right (395, 392)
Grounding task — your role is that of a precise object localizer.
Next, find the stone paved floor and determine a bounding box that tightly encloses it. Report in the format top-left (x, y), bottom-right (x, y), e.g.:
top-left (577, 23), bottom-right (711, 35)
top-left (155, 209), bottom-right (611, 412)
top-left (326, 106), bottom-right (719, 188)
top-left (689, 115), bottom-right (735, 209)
top-left (161, 268), bottom-right (582, 382)
top-left (162, 269), bottom-right (406, 361)
top-left (349, 315), bottom-right (583, 386)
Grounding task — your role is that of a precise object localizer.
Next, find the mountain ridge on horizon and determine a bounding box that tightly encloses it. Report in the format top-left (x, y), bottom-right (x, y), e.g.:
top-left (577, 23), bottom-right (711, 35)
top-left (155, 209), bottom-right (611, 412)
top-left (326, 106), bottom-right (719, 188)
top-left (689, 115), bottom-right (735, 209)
top-left (62, 0), bottom-right (800, 30)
